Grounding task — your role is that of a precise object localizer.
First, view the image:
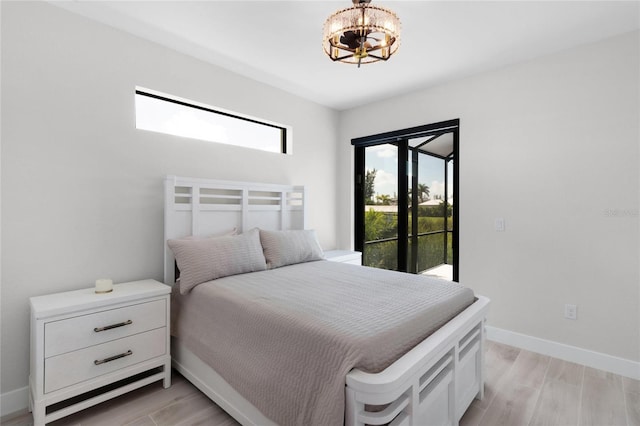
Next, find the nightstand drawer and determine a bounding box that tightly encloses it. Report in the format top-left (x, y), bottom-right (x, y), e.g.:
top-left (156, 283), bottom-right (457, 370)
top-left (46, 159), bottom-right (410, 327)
top-left (45, 299), bottom-right (166, 358)
top-left (44, 327), bottom-right (166, 393)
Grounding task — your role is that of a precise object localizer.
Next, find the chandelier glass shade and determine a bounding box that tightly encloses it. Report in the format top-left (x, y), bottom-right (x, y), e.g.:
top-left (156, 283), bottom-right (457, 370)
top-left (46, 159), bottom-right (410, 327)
top-left (323, 0), bottom-right (400, 66)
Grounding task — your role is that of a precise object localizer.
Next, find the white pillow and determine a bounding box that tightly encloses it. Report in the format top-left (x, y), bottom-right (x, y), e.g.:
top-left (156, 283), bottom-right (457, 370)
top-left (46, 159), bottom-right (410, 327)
top-left (168, 228), bottom-right (266, 294)
top-left (259, 229), bottom-right (324, 269)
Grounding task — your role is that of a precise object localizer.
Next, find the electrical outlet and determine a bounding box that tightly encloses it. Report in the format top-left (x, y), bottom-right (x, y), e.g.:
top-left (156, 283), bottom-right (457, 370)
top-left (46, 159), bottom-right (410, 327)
top-left (495, 218), bottom-right (505, 232)
top-left (564, 304), bottom-right (577, 320)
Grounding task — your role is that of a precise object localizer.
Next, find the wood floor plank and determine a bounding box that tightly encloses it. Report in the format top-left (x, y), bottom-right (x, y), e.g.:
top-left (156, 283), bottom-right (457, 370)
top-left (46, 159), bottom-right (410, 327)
top-left (459, 403), bottom-right (486, 426)
top-left (625, 376), bottom-right (640, 426)
top-left (150, 390), bottom-right (228, 426)
top-left (0, 412), bottom-right (35, 426)
top-left (174, 406), bottom-right (240, 426)
top-left (545, 358), bottom-right (584, 387)
top-left (624, 376), bottom-right (640, 395)
top-left (626, 391), bottom-right (640, 426)
top-left (471, 341), bottom-right (520, 410)
top-left (478, 380), bottom-right (540, 426)
top-left (50, 374), bottom-right (199, 426)
top-left (529, 379), bottom-right (581, 426)
top-left (507, 349), bottom-right (550, 389)
top-left (580, 367), bottom-right (627, 426)
top-left (123, 415), bottom-right (157, 426)
top-left (488, 341), bottom-right (522, 364)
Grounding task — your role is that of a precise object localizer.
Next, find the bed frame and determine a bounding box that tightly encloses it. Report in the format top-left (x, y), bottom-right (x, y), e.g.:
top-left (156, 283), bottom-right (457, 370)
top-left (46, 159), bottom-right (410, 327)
top-left (164, 175), bottom-right (490, 426)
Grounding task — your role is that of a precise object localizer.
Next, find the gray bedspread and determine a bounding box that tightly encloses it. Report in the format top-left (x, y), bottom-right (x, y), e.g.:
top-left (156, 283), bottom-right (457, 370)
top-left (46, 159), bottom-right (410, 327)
top-left (171, 260), bottom-right (474, 426)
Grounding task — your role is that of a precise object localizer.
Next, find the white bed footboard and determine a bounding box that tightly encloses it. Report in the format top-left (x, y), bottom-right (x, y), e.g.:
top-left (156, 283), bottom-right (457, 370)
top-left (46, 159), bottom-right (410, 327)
top-left (345, 296), bottom-right (489, 426)
top-left (172, 296), bottom-right (488, 426)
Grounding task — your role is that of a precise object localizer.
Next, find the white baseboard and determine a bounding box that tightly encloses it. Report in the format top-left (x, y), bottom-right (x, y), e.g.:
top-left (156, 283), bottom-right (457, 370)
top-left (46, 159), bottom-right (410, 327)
top-left (486, 326), bottom-right (640, 380)
top-left (0, 386), bottom-right (28, 419)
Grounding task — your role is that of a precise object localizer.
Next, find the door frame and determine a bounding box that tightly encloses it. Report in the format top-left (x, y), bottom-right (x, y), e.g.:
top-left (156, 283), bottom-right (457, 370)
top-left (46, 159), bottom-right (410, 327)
top-left (352, 119), bottom-right (460, 281)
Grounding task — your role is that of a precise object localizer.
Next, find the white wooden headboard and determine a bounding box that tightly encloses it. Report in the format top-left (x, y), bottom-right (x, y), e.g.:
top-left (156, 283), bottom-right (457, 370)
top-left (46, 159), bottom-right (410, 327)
top-left (163, 175), bottom-right (306, 285)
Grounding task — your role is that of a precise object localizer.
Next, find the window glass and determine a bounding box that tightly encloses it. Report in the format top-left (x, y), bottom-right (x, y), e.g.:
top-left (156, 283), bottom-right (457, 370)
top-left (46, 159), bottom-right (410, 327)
top-left (135, 90), bottom-right (289, 154)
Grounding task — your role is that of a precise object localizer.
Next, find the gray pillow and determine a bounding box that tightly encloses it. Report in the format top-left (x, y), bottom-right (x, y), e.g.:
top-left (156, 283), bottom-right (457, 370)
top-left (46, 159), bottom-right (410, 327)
top-left (259, 229), bottom-right (324, 269)
top-left (168, 228), bottom-right (266, 294)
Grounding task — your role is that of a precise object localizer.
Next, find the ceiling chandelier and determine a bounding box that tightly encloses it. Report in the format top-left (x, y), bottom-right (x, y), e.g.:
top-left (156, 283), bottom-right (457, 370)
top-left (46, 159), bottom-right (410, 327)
top-left (323, 0), bottom-right (400, 67)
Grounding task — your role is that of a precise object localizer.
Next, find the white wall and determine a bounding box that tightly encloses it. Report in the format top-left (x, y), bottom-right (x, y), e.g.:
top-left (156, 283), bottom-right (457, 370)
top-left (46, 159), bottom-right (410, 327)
top-left (0, 0), bottom-right (3, 416)
top-left (0, 1), bottom-right (339, 397)
top-left (338, 31), bottom-right (640, 363)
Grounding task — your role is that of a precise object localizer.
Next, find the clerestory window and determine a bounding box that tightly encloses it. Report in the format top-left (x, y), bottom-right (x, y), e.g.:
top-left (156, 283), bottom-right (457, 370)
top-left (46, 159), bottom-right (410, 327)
top-left (135, 88), bottom-right (291, 154)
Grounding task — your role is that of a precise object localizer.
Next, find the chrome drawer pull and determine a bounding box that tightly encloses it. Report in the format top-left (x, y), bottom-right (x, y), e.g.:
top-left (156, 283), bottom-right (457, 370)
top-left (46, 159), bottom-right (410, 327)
top-left (94, 350), bottom-right (133, 365)
top-left (94, 320), bottom-right (132, 333)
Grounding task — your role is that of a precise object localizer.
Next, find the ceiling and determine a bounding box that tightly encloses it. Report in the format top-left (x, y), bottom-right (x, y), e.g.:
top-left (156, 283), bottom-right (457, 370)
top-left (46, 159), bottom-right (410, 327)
top-left (51, 1), bottom-right (639, 111)
top-left (410, 133), bottom-right (454, 158)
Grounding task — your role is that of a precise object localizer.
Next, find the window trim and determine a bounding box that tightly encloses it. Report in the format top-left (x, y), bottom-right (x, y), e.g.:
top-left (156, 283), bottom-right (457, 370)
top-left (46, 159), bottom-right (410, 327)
top-left (135, 87), bottom-right (291, 154)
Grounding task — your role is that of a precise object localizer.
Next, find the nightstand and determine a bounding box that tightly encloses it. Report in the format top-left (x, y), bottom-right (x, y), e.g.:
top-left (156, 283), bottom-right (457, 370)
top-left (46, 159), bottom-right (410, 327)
top-left (324, 250), bottom-right (362, 265)
top-left (29, 279), bottom-right (171, 425)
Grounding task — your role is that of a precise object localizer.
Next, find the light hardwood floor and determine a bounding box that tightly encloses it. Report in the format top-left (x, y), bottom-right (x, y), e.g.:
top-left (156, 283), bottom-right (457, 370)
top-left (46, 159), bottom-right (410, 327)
top-left (461, 341), bottom-right (639, 426)
top-left (4, 341), bottom-right (639, 426)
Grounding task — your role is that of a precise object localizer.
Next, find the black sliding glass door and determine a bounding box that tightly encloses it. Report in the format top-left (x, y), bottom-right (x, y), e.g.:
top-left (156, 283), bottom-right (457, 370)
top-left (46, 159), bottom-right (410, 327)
top-left (353, 120), bottom-right (459, 280)
top-left (360, 142), bottom-right (404, 271)
top-left (409, 135), bottom-right (455, 276)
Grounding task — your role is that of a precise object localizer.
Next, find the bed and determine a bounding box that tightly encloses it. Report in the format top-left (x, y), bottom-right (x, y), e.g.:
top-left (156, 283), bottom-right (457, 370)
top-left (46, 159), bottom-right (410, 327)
top-left (164, 175), bottom-right (490, 426)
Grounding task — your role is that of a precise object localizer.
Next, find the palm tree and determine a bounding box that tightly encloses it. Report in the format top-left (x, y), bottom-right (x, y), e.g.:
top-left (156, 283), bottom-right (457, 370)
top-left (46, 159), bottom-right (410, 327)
top-left (417, 183), bottom-right (430, 203)
top-left (376, 194), bottom-right (392, 205)
top-left (409, 183), bottom-right (430, 204)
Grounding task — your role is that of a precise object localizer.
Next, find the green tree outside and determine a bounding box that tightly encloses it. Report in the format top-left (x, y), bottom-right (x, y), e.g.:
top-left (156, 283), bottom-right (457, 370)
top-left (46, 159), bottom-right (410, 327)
top-left (364, 169), bottom-right (377, 205)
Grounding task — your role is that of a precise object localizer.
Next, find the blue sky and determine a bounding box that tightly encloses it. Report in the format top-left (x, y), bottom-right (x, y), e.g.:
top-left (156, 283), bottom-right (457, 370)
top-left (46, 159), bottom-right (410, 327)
top-left (365, 144), bottom-right (453, 201)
